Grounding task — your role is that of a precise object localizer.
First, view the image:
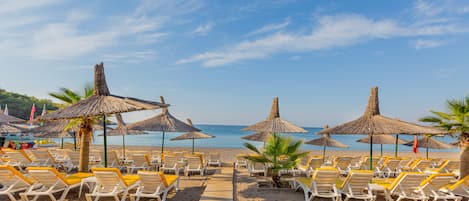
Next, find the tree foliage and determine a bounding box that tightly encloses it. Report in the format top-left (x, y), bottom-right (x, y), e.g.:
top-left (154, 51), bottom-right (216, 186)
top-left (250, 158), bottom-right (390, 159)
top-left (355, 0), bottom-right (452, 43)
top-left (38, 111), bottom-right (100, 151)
top-left (0, 89), bottom-right (59, 119)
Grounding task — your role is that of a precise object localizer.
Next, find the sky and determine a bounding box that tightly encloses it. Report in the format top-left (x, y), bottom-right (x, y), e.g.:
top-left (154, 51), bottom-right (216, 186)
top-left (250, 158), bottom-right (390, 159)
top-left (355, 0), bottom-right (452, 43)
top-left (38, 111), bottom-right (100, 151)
top-left (0, 0), bottom-right (468, 127)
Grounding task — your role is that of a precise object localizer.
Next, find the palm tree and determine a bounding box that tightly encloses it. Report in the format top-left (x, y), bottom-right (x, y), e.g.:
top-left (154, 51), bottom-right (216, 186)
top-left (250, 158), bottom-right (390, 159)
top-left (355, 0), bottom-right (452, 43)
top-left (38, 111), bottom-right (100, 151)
top-left (244, 133), bottom-right (308, 187)
top-left (420, 96), bottom-right (469, 178)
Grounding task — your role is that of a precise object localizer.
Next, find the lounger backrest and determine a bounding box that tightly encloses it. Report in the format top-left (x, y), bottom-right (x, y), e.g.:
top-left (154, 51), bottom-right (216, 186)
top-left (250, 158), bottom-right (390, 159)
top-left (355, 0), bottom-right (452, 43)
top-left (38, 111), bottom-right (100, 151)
top-left (131, 154), bottom-right (150, 166)
top-left (92, 168), bottom-right (128, 191)
top-left (444, 161), bottom-right (460, 172)
top-left (5, 151), bottom-right (32, 164)
top-left (137, 171), bottom-right (164, 193)
top-left (334, 157), bottom-right (352, 170)
top-left (312, 168), bottom-right (339, 193)
top-left (361, 157), bottom-right (380, 170)
top-left (0, 165), bottom-right (33, 188)
top-left (340, 170), bottom-right (373, 195)
top-left (187, 157), bottom-right (201, 169)
top-left (209, 153), bottom-right (220, 161)
top-left (413, 160), bottom-right (432, 170)
top-left (309, 158), bottom-right (323, 170)
top-left (252, 162), bottom-right (264, 170)
top-left (27, 167), bottom-right (68, 189)
top-left (385, 159), bottom-right (401, 170)
top-left (31, 150), bottom-right (55, 164)
top-left (387, 172), bottom-right (427, 194)
top-left (89, 150), bottom-right (101, 162)
top-left (66, 151), bottom-right (80, 164)
top-left (163, 156), bottom-right (178, 167)
top-left (420, 174), bottom-right (454, 194)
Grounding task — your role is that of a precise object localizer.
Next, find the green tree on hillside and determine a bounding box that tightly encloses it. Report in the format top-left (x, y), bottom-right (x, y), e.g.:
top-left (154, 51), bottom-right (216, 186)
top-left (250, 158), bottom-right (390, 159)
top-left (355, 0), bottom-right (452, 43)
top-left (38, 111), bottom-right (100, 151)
top-left (0, 89), bottom-right (59, 119)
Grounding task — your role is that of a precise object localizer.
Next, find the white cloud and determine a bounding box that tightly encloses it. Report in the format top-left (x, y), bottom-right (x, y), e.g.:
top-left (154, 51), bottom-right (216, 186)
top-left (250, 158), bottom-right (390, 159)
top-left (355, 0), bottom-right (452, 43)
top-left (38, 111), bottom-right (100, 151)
top-left (177, 14), bottom-right (468, 67)
top-left (0, 0), bottom-right (59, 14)
top-left (102, 50), bottom-right (157, 63)
top-left (413, 39), bottom-right (446, 49)
top-left (191, 22), bottom-right (214, 35)
top-left (245, 18), bottom-right (290, 37)
top-left (414, 0), bottom-right (469, 17)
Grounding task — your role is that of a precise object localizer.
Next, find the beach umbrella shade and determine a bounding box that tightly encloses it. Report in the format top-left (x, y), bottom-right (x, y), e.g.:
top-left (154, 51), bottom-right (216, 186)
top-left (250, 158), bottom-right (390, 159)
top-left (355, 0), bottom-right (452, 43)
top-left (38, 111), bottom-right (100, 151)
top-left (170, 119), bottom-right (214, 153)
top-left (404, 135), bottom-right (456, 159)
top-left (305, 125), bottom-right (348, 161)
top-left (40, 63), bottom-right (165, 170)
top-left (126, 96), bottom-right (200, 155)
top-left (318, 87), bottom-right (447, 169)
top-left (356, 134), bottom-right (408, 156)
top-left (242, 132), bottom-right (272, 142)
top-left (243, 97), bottom-right (307, 134)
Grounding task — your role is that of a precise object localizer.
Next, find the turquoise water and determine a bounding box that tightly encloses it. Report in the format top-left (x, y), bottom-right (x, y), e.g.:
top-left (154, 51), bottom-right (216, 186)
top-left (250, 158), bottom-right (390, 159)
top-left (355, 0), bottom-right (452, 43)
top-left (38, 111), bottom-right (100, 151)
top-left (59, 125), bottom-right (458, 152)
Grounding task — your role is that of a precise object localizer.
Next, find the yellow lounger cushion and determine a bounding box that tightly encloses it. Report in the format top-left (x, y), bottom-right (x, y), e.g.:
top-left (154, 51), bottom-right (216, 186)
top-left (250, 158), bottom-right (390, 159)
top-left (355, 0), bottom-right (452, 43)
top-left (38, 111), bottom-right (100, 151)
top-left (27, 167), bottom-right (93, 185)
top-left (0, 165), bottom-right (34, 185)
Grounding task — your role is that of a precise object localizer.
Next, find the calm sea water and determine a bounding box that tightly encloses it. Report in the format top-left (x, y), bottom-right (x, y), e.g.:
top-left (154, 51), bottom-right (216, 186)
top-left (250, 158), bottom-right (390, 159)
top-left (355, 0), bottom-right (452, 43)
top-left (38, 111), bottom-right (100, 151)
top-left (58, 125), bottom-right (458, 152)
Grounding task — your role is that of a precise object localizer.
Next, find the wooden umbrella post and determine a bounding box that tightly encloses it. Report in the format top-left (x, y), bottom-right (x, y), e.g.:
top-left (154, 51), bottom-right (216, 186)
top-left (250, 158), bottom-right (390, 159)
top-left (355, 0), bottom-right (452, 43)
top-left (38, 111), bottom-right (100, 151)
top-left (103, 115), bottom-right (108, 167)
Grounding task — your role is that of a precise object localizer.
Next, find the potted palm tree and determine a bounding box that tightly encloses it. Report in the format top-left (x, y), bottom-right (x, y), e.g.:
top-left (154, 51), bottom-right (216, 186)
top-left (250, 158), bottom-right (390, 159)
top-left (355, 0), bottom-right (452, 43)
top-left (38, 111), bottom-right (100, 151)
top-left (420, 96), bottom-right (469, 178)
top-left (243, 133), bottom-right (308, 188)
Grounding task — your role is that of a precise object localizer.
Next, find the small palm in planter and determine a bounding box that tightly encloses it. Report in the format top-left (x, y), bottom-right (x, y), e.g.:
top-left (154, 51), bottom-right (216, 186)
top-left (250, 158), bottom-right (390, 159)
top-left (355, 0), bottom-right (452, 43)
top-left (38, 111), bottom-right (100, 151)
top-left (244, 133), bottom-right (308, 188)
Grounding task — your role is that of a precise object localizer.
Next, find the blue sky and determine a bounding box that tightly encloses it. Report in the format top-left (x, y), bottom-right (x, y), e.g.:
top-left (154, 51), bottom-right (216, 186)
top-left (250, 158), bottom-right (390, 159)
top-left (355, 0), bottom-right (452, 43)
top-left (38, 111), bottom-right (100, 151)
top-left (0, 0), bottom-right (468, 126)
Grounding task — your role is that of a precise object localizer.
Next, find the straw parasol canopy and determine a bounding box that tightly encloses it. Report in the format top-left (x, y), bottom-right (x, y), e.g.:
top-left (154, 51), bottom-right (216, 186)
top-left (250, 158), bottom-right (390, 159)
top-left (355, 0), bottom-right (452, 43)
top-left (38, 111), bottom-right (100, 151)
top-left (40, 63), bottom-right (166, 169)
top-left (0, 124), bottom-right (25, 134)
top-left (318, 87), bottom-right (446, 168)
top-left (357, 135), bottom-right (408, 156)
top-left (126, 96), bottom-right (200, 154)
top-left (170, 119), bottom-right (214, 153)
top-left (241, 132), bottom-right (272, 142)
top-left (0, 113), bottom-right (25, 123)
top-left (305, 125), bottom-right (348, 160)
top-left (243, 97), bottom-right (307, 133)
top-left (404, 135), bottom-right (456, 159)
top-left (30, 119), bottom-right (105, 137)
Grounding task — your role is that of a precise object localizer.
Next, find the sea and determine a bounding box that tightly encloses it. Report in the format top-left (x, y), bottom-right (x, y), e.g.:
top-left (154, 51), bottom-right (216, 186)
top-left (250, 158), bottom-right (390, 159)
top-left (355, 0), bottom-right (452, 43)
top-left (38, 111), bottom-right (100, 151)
top-left (56, 125), bottom-right (459, 153)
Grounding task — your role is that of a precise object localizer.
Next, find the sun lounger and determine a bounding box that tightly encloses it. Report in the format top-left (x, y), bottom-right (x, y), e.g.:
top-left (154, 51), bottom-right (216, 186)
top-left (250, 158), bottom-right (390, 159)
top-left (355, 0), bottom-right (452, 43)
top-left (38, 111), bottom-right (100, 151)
top-left (410, 159), bottom-right (433, 172)
top-left (0, 165), bottom-right (37, 201)
top-left (248, 162), bottom-right (266, 176)
top-left (20, 166), bottom-right (93, 201)
top-left (30, 149), bottom-right (58, 167)
top-left (130, 171), bottom-right (179, 201)
top-left (295, 167), bottom-right (340, 201)
top-left (338, 170), bottom-right (375, 201)
top-left (161, 156), bottom-right (180, 175)
top-left (235, 154), bottom-right (248, 168)
top-left (185, 157), bottom-right (206, 176)
top-left (64, 150), bottom-right (80, 173)
top-left (207, 153), bottom-right (222, 167)
top-left (379, 172), bottom-right (428, 201)
top-left (360, 157), bottom-right (380, 171)
top-left (448, 175), bottom-right (469, 198)
top-left (333, 157), bottom-right (353, 175)
top-left (298, 157), bottom-right (323, 177)
top-left (376, 159), bottom-right (401, 178)
top-left (86, 167), bottom-right (140, 201)
top-left (4, 150), bottom-right (33, 170)
top-left (420, 173), bottom-right (462, 201)
top-left (127, 154), bottom-right (152, 174)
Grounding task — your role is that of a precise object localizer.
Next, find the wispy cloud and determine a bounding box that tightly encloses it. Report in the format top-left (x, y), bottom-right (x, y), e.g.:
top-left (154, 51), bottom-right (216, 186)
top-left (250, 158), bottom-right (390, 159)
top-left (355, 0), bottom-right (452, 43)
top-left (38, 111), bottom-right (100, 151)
top-left (0, 0), bottom-right (59, 14)
top-left (414, 0), bottom-right (469, 17)
top-left (413, 39), bottom-right (446, 49)
top-left (245, 18), bottom-right (290, 37)
top-left (177, 14), bottom-right (468, 67)
top-left (191, 22), bottom-right (214, 35)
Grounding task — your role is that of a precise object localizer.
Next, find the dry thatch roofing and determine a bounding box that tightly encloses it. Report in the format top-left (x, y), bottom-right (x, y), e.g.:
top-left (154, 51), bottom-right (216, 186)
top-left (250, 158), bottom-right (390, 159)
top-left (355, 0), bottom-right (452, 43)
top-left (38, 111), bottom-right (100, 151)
top-left (0, 113), bottom-right (25, 123)
top-left (241, 132), bottom-right (272, 142)
top-left (318, 87), bottom-right (446, 135)
top-left (29, 120), bottom-right (105, 137)
top-left (356, 135), bottom-right (408, 144)
top-left (101, 114), bottom-right (147, 136)
top-left (170, 119), bottom-right (214, 141)
top-left (41, 63), bottom-right (166, 120)
top-left (404, 136), bottom-right (456, 149)
top-left (243, 97), bottom-right (307, 133)
top-left (305, 134), bottom-right (349, 148)
top-left (0, 124), bottom-right (25, 134)
top-left (126, 96), bottom-right (200, 132)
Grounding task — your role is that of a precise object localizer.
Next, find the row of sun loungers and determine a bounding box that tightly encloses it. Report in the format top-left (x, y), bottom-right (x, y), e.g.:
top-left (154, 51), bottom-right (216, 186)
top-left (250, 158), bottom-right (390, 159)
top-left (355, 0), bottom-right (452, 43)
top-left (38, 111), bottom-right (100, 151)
top-left (0, 165), bottom-right (180, 201)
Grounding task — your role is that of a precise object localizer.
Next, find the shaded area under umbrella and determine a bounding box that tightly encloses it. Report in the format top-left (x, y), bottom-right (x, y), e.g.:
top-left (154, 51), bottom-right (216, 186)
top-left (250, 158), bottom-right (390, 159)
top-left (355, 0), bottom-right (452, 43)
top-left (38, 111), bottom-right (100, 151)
top-left (170, 119), bottom-right (214, 153)
top-left (40, 63), bottom-right (165, 170)
top-left (356, 135), bottom-right (408, 156)
top-left (305, 125), bottom-right (348, 161)
top-left (126, 96), bottom-right (200, 156)
top-left (404, 135), bottom-right (456, 159)
top-left (319, 87), bottom-right (446, 169)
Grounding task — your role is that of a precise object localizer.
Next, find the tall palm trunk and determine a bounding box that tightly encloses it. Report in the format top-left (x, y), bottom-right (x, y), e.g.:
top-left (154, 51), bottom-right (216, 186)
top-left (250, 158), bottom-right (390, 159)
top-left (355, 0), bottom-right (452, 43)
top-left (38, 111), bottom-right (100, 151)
top-left (78, 118), bottom-right (92, 172)
top-left (460, 133), bottom-right (469, 178)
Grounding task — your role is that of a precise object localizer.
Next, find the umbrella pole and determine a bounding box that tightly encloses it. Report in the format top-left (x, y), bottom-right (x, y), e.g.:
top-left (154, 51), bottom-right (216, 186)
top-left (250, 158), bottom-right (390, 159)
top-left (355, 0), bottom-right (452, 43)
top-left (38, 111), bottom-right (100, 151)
top-left (370, 135), bottom-right (373, 170)
top-left (323, 145), bottom-right (326, 163)
top-left (61, 137), bottom-right (64, 149)
top-left (426, 137), bottom-right (429, 159)
top-left (192, 138), bottom-right (195, 154)
top-left (380, 144), bottom-right (383, 157)
top-left (161, 130), bottom-right (165, 158)
top-left (122, 133), bottom-right (126, 160)
top-left (73, 132), bottom-right (77, 150)
top-left (395, 134), bottom-right (399, 158)
top-left (103, 115), bottom-right (108, 168)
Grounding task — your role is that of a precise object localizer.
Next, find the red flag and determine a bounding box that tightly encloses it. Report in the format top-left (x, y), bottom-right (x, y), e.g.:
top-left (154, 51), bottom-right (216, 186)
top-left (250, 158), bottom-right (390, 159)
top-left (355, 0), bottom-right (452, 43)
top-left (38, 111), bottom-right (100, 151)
top-left (29, 104), bottom-right (36, 122)
top-left (412, 135), bottom-right (419, 154)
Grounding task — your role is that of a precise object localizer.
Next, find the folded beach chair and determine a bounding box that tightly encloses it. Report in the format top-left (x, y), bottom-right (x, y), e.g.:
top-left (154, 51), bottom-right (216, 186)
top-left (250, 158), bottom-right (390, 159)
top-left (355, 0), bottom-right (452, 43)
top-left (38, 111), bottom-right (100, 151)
top-left (447, 175), bottom-right (469, 198)
top-left (207, 153), bottom-right (222, 167)
top-left (0, 165), bottom-right (37, 201)
top-left (376, 159), bottom-right (401, 178)
top-left (380, 172), bottom-right (428, 201)
top-left (86, 167), bottom-right (140, 201)
top-left (248, 162), bottom-right (266, 176)
top-left (420, 173), bottom-right (462, 201)
top-left (4, 150), bottom-right (33, 170)
top-left (161, 156), bottom-right (180, 175)
top-left (185, 157), bottom-right (205, 176)
top-left (20, 166), bottom-right (93, 201)
top-left (295, 167), bottom-right (340, 201)
top-left (127, 154), bottom-right (151, 174)
top-left (130, 171), bottom-right (179, 201)
top-left (338, 170), bottom-right (375, 201)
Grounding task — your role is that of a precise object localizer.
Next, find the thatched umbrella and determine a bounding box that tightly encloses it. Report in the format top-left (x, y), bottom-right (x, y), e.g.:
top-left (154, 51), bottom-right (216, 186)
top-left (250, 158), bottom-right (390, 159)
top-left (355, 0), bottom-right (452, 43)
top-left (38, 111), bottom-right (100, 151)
top-left (242, 132), bottom-right (272, 142)
top-left (243, 97), bottom-right (307, 134)
top-left (126, 96), bottom-right (200, 155)
top-left (357, 135), bottom-right (408, 156)
top-left (170, 119), bottom-right (214, 153)
top-left (318, 87), bottom-right (446, 169)
top-left (404, 135), bottom-right (456, 159)
top-left (40, 63), bottom-right (165, 170)
top-left (0, 113), bottom-right (25, 123)
top-left (305, 125), bottom-right (348, 161)
top-left (0, 124), bottom-right (25, 134)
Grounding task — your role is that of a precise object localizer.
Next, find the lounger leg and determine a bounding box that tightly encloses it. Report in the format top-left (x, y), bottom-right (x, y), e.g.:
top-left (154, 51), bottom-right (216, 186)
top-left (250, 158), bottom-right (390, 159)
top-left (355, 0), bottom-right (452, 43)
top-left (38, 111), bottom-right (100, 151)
top-left (19, 193), bottom-right (28, 201)
top-left (48, 193), bottom-right (57, 201)
top-left (6, 193), bottom-right (16, 201)
top-left (85, 194), bottom-right (92, 201)
top-left (59, 188), bottom-right (71, 201)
